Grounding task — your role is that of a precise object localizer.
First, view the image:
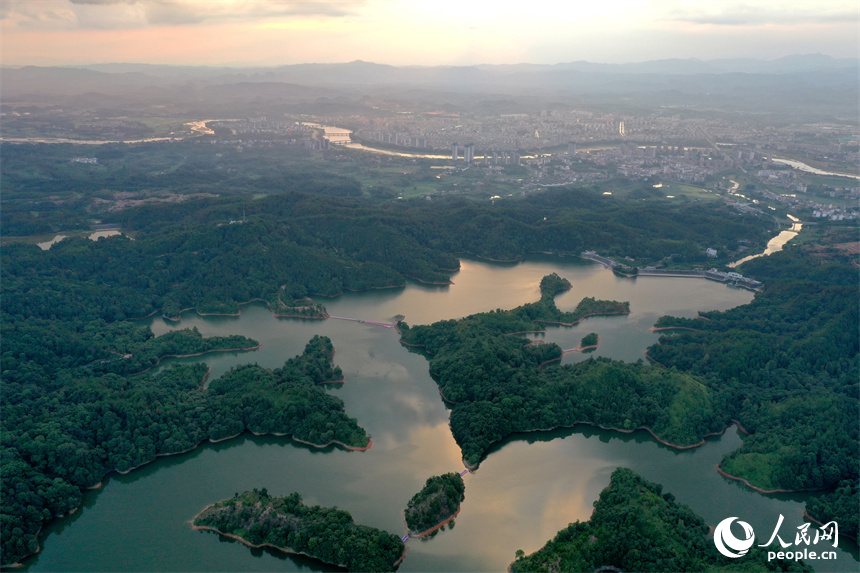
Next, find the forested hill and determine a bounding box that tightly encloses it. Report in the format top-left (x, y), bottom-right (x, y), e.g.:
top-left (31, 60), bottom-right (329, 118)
top-left (510, 468), bottom-right (812, 573)
top-left (647, 227), bottom-right (859, 539)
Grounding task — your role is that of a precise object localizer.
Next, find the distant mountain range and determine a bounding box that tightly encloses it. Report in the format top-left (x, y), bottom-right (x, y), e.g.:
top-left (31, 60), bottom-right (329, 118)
top-left (2, 55), bottom-right (857, 121)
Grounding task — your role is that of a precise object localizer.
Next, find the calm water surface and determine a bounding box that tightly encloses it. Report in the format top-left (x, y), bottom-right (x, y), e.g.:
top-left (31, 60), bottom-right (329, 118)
top-left (26, 258), bottom-right (857, 572)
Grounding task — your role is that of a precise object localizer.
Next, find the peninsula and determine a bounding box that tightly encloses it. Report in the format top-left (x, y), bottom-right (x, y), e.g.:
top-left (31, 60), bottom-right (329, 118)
top-left (399, 275), bottom-right (727, 467)
top-left (511, 468), bottom-right (811, 572)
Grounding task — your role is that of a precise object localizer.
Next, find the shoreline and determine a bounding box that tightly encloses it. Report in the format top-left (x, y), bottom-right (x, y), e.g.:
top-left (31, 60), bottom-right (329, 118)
top-left (533, 310), bottom-right (629, 327)
top-left (310, 284), bottom-right (405, 298)
top-left (410, 507), bottom-right (461, 538)
top-left (648, 326), bottom-right (703, 332)
top-left (568, 337), bottom-right (599, 353)
top-left (803, 510), bottom-right (858, 543)
top-left (715, 465), bottom-right (828, 495)
top-left (129, 344), bottom-right (262, 375)
top-left (459, 251), bottom-right (524, 263)
top-left (403, 274), bottom-right (454, 286)
top-left (192, 518), bottom-right (406, 570)
top-left (466, 420), bottom-right (744, 470)
top-left (162, 298), bottom-right (326, 322)
top-left (190, 525), bottom-right (345, 568)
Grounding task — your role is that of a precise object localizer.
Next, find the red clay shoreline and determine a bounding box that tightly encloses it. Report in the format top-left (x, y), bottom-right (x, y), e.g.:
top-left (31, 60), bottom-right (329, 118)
top-left (463, 420), bottom-right (745, 471)
top-left (191, 513), bottom-right (406, 570)
top-left (715, 465), bottom-right (828, 495)
top-left (410, 507), bottom-right (461, 538)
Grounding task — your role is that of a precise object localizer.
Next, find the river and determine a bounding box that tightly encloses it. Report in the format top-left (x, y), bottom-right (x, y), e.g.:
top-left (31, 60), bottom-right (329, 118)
top-left (772, 158), bottom-right (860, 181)
top-left (23, 257), bottom-right (857, 572)
top-left (36, 230), bottom-right (128, 250)
top-left (728, 215), bottom-right (802, 268)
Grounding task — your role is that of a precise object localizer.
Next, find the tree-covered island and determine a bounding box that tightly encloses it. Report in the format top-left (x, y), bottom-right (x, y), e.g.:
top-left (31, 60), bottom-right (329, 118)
top-left (400, 277), bottom-right (725, 467)
top-left (404, 473), bottom-right (466, 536)
top-left (579, 332), bottom-right (599, 350)
top-left (193, 488), bottom-right (405, 572)
top-left (510, 468), bottom-right (811, 573)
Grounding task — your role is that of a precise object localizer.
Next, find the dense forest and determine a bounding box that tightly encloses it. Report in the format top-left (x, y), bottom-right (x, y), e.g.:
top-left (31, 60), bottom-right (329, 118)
top-left (2, 161), bottom-right (844, 567)
top-left (193, 488), bottom-right (405, 571)
top-left (404, 473), bottom-right (466, 534)
top-left (647, 234), bottom-right (859, 538)
top-left (399, 279), bottom-right (725, 466)
top-left (1, 335), bottom-right (368, 565)
top-left (1, 141), bottom-right (772, 271)
top-left (510, 468), bottom-right (812, 572)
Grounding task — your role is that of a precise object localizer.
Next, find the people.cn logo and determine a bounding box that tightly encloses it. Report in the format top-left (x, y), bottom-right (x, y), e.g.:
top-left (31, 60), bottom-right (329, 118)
top-left (714, 517), bottom-right (756, 558)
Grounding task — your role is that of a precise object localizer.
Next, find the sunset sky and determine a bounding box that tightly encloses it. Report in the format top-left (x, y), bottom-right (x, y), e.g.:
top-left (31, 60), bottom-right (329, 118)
top-left (2, 0), bottom-right (858, 67)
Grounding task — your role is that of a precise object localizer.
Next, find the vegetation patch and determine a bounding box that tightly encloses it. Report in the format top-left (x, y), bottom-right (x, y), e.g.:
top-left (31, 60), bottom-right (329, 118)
top-left (194, 488), bottom-right (404, 572)
top-left (404, 473), bottom-right (465, 535)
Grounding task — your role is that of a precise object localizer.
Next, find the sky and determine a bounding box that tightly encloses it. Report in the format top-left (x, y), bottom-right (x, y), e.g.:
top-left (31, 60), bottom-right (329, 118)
top-left (2, 0), bottom-right (858, 67)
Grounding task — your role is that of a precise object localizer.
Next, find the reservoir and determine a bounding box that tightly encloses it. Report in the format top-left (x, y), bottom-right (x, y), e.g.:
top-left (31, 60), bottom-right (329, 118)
top-left (24, 257), bottom-right (857, 572)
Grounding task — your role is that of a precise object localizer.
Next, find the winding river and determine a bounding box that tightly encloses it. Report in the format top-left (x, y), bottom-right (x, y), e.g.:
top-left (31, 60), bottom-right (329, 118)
top-left (728, 215), bottom-right (803, 268)
top-left (23, 256), bottom-right (857, 572)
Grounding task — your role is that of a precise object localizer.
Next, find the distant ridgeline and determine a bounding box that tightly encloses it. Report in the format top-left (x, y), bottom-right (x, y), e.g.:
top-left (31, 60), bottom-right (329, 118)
top-left (647, 234), bottom-right (859, 540)
top-left (193, 489), bottom-right (405, 572)
top-left (511, 468), bottom-right (812, 573)
top-left (399, 276), bottom-right (727, 467)
top-left (0, 336), bottom-right (368, 566)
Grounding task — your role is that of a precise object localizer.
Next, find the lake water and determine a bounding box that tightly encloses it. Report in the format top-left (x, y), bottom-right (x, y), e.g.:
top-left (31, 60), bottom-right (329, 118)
top-left (25, 257), bottom-right (857, 572)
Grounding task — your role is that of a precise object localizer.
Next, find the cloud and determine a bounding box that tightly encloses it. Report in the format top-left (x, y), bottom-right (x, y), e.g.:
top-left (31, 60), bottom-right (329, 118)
top-left (665, 2), bottom-right (858, 27)
top-left (2, 0), bottom-right (361, 28)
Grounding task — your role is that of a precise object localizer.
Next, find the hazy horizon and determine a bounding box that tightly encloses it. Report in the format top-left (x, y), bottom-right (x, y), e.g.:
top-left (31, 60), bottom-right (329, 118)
top-left (2, 0), bottom-right (858, 68)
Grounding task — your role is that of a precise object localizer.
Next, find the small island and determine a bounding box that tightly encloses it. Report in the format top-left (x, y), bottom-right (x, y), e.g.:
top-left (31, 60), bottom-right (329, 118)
top-left (579, 332), bottom-right (599, 351)
top-left (539, 272), bottom-right (572, 298)
top-left (193, 489), bottom-right (405, 572)
top-left (274, 295), bottom-right (329, 319)
top-left (404, 473), bottom-right (466, 536)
